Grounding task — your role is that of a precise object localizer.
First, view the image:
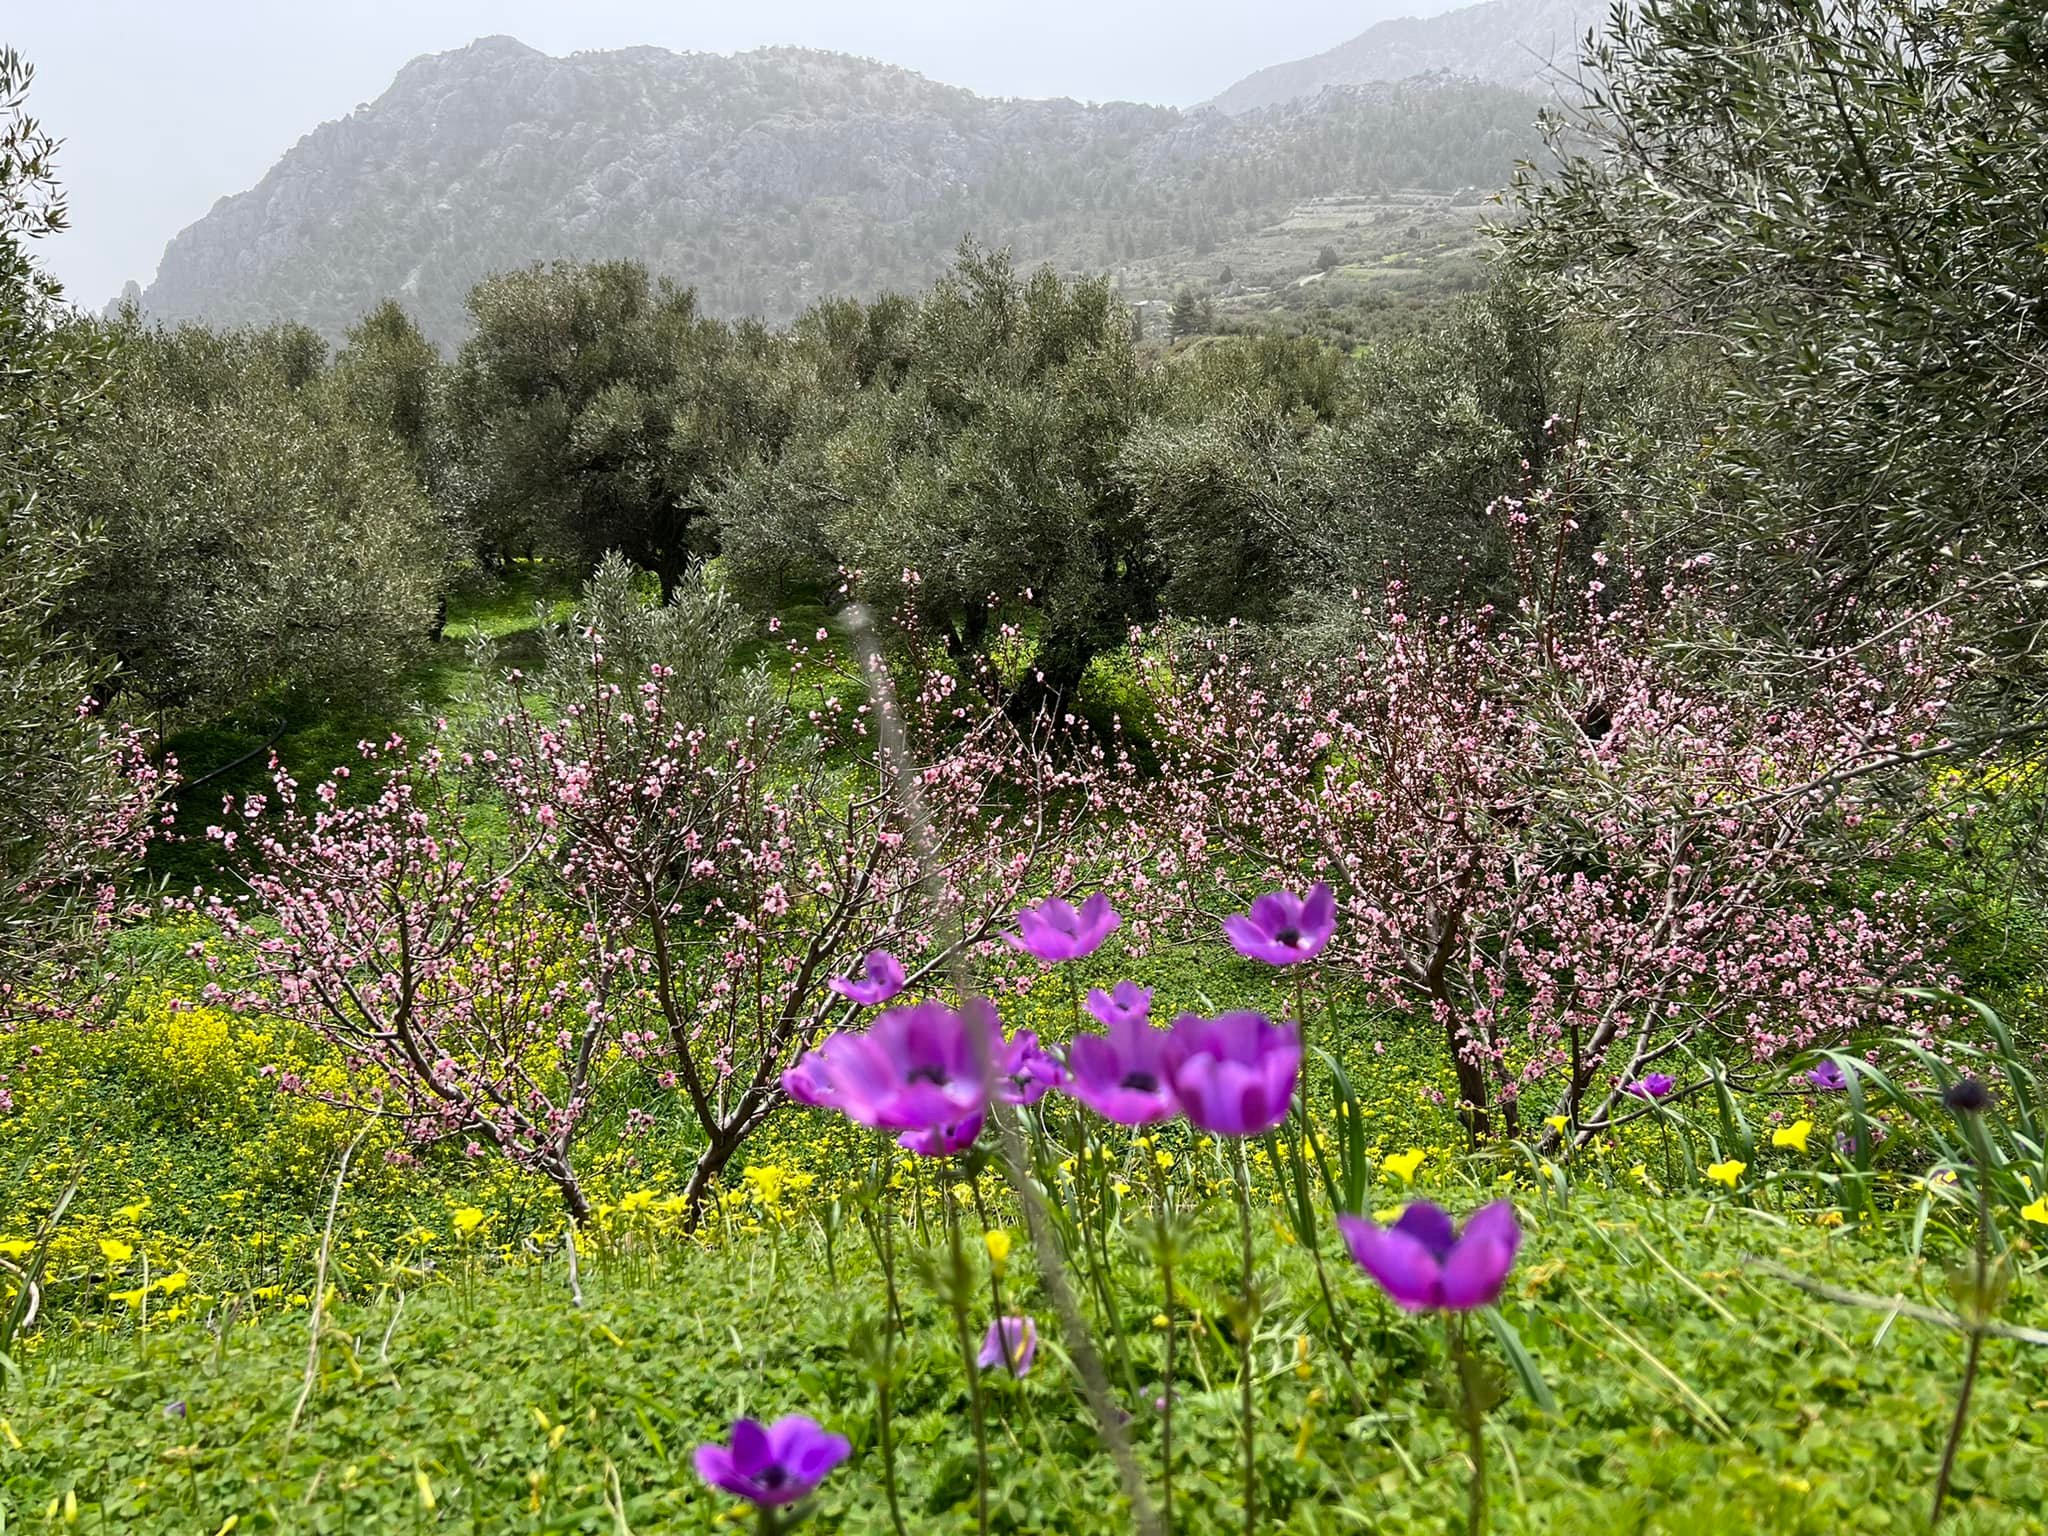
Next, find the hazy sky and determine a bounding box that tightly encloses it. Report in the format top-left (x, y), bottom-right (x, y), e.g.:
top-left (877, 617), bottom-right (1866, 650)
top-left (11, 1), bottom-right (1464, 308)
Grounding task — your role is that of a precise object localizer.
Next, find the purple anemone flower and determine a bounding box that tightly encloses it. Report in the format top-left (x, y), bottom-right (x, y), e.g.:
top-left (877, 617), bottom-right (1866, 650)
top-left (1625, 1073), bottom-right (1676, 1100)
top-left (977, 1315), bottom-right (1038, 1375)
top-left (693, 1415), bottom-right (850, 1508)
top-left (826, 949), bottom-right (906, 1007)
top-left (1223, 883), bottom-right (1336, 967)
top-left (1336, 1200), bottom-right (1521, 1313)
top-left (1064, 1015), bottom-right (1180, 1125)
top-left (1086, 981), bottom-right (1154, 1030)
top-left (1004, 894), bottom-right (1121, 963)
top-left (801, 1000), bottom-right (999, 1144)
top-left (1804, 1060), bottom-right (1847, 1092)
top-left (1163, 1011), bottom-right (1300, 1138)
top-left (997, 1029), bottom-right (1066, 1106)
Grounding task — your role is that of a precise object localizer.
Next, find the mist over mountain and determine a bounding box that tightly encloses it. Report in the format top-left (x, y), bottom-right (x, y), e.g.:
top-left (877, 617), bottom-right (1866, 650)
top-left (1208, 0), bottom-right (1593, 115)
top-left (136, 31), bottom-right (1541, 348)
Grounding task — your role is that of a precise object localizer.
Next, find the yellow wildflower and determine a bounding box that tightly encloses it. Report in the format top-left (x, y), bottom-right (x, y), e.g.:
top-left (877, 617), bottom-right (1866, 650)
top-left (156, 1271), bottom-right (189, 1295)
top-left (1372, 1204), bottom-right (1407, 1224)
top-left (451, 1207), bottom-right (488, 1238)
top-left (1771, 1120), bottom-right (1814, 1154)
top-left (116, 1199), bottom-right (151, 1223)
top-left (97, 1238), bottom-right (133, 1265)
top-left (1545, 1115), bottom-right (1569, 1133)
top-left (0, 1239), bottom-right (32, 1259)
top-left (415, 1470), bottom-right (436, 1511)
top-left (1383, 1149), bottom-right (1426, 1184)
top-left (984, 1229), bottom-right (1012, 1271)
top-left (1707, 1160), bottom-right (1746, 1188)
top-left (2021, 1196), bottom-right (2048, 1226)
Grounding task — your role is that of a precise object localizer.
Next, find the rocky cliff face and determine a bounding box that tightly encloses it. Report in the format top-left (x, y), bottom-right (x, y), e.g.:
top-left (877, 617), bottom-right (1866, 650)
top-left (1209, 0), bottom-right (1595, 115)
top-left (139, 36), bottom-right (1540, 348)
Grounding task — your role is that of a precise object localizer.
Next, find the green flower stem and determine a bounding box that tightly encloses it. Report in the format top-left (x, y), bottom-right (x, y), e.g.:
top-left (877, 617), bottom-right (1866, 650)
top-left (969, 1180), bottom-right (1020, 1382)
top-left (1146, 1147), bottom-right (1176, 1536)
top-left (1449, 1313), bottom-right (1488, 1536)
top-left (943, 1174), bottom-right (992, 1536)
top-left (1231, 1139), bottom-right (1259, 1536)
top-left (870, 1151), bottom-right (909, 1536)
top-left (1933, 1122), bottom-right (1997, 1528)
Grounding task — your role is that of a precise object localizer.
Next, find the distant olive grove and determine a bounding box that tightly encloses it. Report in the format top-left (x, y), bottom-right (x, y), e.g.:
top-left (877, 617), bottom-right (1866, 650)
top-left (60, 244), bottom-right (1659, 731)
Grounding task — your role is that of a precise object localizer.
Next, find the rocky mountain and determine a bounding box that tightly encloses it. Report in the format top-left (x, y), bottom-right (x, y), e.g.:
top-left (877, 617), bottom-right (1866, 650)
top-left (138, 36), bottom-right (1541, 348)
top-left (1209, 0), bottom-right (1594, 115)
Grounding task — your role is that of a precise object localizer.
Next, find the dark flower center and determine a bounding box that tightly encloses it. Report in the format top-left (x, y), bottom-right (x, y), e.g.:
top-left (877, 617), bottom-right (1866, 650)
top-left (758, 1465), bottom-right (789, 1490)
top-left (1943, 1077), bottom-right (1993, 1114)
top-left (906, 1064), bottom-right (950, 1086)
top-left (1275, 926), bottom-right (1302, 948)
top-left (1120, 1071), bottom-right (1159, 1093)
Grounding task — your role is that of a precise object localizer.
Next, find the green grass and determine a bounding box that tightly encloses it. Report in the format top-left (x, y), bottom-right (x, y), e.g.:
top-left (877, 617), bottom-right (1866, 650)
top-left (2, 1194), bottom-right (2042, 1533)
top-left (5, 956), bottom-right (2046, 1532)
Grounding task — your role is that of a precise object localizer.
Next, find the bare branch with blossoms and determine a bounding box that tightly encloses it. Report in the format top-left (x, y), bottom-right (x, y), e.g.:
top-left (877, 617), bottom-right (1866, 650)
top-left (202, 742), bottom-right (610, 1217)
top-left (485, 593), bottom-right (1125, 1220)
top-left (1126, 503), bottom-right (1961, 1143)
top-left (210, 560), bottom-right (1123, 1224)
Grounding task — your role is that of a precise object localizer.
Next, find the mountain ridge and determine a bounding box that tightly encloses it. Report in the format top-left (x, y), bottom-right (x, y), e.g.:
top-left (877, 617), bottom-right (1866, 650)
top-left (1208, 0), bottom-right (1594, 116)
top-left (138, 31), bottom-right (1544, 347)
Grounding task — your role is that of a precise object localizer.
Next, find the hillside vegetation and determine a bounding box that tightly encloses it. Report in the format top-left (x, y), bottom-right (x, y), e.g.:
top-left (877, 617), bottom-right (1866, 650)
top-left (139, 38), bottom-right (1539, 347)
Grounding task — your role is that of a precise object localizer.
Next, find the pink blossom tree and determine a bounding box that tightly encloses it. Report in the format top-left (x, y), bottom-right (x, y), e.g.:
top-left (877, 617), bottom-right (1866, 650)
top-left (2, 712), bottom-right (171, 1027)
top-left (1129, 503), bottom-right (1957, 1143)
top-left (204, 742), bottom-right (608, 1213)
top-left (212, 560), bottom-right (1116, 1220)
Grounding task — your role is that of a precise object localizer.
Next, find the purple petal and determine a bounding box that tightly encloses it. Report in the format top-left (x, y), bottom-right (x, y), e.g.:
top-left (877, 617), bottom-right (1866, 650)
top-left (1073, 894), bottom-right (1122, 954)
top-left (1036, 898), bottom-right (1081, 933)
top-left (780, 1050), bottom-right (837, 1108)
top-left (978, 1316), bottom-right (1037, 1374)
top-left (1299, 882), bottom-right (1336, 945)
top-left (728, 1418), bottom-right (772, 1477)
top-left (1085, 981), bottom-right (1153, 1029)
top-left (1247, 890), bottom-right (1300, 935)
top-left (1337, 1216), bottom-right (1442, 1311)
top-left (693, 1443), bottom-right (740, 1497)
top-left (1391, 1201), bottom-right (1457, 1259)
top-left (769, 1416), bottom-right (850, 1488)
top-left (898, 1112), bottom-right (983, 1157)
top-left (1222, 912), bottom-right (1291, 965)
top-left (1440, 1222), bottom-right (1518, 1311)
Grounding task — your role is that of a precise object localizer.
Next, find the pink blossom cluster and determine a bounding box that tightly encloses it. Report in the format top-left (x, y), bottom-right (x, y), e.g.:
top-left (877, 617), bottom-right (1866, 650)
top-left (208, 619), bottom-right (1125, 1220)
top-left (1122, 535), bottom-right (1959, 1142)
